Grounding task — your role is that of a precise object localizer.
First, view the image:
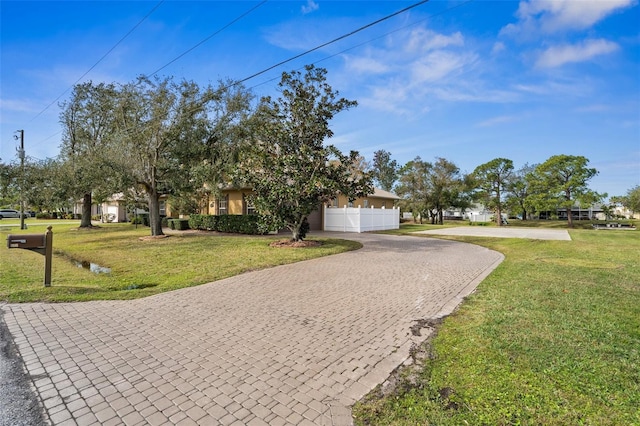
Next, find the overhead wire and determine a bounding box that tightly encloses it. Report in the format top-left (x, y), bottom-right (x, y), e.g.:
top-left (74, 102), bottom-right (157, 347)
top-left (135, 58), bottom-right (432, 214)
top-left (26, 0), bottom-right (166, 125)
top-left (235, 0), bottom-right (430, 85)
top-left (148, 1), bottom-right (268, 77)
top-left (29, 0), bottom-right (267, 150)
top-left (246, 0), bottom-right (474, 91)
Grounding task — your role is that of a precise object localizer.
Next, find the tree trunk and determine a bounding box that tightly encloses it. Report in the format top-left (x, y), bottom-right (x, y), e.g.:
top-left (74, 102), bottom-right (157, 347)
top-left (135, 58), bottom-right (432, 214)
top-left (290, 222), bottom-right (302, 241)
top-left (496, 206), bottom-right (502, 226)
top-left (80, 193), bottom-right (93, 228)
top-left (566, 207), bottom-right (573, 228)
top-left (148, 190), bottom-right (164, 236)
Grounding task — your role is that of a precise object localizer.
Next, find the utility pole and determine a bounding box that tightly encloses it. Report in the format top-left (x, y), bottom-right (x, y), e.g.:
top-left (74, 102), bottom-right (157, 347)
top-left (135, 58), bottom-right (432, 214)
top-left (16, 130), bottom-right (26, 230)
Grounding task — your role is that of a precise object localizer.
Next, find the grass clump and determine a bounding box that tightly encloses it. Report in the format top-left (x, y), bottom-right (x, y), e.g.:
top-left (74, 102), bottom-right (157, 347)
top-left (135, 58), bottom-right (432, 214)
top-left (353, 224), bottom-right (640, 425)
top-left (0, 222), bottom-right (360, 302)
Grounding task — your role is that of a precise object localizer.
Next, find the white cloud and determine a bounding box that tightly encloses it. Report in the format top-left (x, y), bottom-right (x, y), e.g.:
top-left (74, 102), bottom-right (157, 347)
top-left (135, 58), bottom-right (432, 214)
top-left (535, 39), bottom-right (619, 68)
top-left (343, 55), bottom-right (390, 75)
top-left (0, 98), bottom-right (40, 114)
top-left (404, 28), bottom-right (464, 52)
top-left (476, 115), bottom-right (519, 127)
top-left (301, 0), bottom-right (319, 15)
top-left (359, 83), bottom-right (412, 116)
top-left (501, 0), bottom-right (635, 37)
top-left (410, 51), bottom-right (473, 83)
top-left (492, 42), bottom-right (506, 55)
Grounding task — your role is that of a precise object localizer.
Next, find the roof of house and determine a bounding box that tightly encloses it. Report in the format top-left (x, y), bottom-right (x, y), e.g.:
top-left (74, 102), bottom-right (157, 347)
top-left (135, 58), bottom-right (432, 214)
top-left (369, 188), bottom-right (400, 200)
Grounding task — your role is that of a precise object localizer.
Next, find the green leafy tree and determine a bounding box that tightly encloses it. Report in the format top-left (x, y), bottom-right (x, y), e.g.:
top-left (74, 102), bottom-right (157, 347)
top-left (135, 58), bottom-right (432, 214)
top-left (23, 158), bottom-right (69, 213)
top-left (395, 157), bottom-right (432, 223)
top-left (372, 149), bottom-right (398, 192)
top-left (626, 185), bottom-right (640, 215)
top-left (187, 79), bottom-right (253, 209)
top-left (238, 65), bottom-right (372, 241)
top-left (505, 163), bottom-right (537, 220)
top-left (430, 157), bottom-right (469, 224)
top-left (113, 76), bottom-right (239, 236)
top-left (59, 82), bottom-right (121, 227)
top-left (0, 160), bottom-right (19, 207)
top-left (530, 155), bottom-right (602, 228)
top-left (473, 158), bottom-right (514, 226)
top-left (611, 185), bottom-right (640, 218)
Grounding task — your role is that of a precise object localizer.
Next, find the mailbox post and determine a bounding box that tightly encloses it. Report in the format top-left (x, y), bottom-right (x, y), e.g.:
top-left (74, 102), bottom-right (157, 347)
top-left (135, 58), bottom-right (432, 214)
top-left (6, 226), bottom-right (53, 287)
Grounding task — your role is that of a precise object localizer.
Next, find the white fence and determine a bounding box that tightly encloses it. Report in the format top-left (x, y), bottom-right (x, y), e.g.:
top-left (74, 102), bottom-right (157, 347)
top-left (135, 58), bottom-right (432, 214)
top-left (323, 206), bottom-right (400, 233)
top-left (469, 213), bottom-right (492, 223)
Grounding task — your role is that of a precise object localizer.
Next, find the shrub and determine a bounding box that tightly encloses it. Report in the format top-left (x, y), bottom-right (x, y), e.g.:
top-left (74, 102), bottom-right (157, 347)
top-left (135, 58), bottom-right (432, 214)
top-left (36, 212), bottom-right (52, 220)
top-left (175, 219), bottom-right (190, 231)
top-left (189, 214), bottom-right (218, 231)
top-left (188, 214), bottom-right (263, 234)
top-left (166, 218), bottom-right (190, 230)
top-left (130, 214), bottom-right (149, 226)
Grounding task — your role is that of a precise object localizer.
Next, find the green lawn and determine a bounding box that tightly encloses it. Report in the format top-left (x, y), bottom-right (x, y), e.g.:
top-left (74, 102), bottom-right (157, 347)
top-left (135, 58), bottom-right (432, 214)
top-left (353, 222), bottom-right (640, 425)
top-left (3, 219), bottom-right (638, 424)
top-left (0, 220), bottom-right (360, 302)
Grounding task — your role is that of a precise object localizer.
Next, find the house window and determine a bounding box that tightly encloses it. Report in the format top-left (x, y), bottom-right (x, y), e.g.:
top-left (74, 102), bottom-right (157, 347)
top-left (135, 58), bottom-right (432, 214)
top-left (329, 198), bottom-right (338, 208)
top-left (363, 199), bottom-right (369, 208)
top-left (244, 195), bottom-right (256, 215)
top-left (218, 196), bottom-right (228, 215)
top-left (159, 201), bottom-right (166, 216)
top-left (348, 201), bottom-right (354, 207)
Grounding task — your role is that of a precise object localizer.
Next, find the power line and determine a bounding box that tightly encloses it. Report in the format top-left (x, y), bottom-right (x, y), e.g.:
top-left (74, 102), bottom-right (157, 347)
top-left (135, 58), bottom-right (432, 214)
top-left (236, 0), bottom-right (430, 85)
top-left (26, 1), bottom-right (166, 125)
top-left (31, 1), bottom-right (267, 149)
top-left (29, 0), bottom-right (441, 154)
top-left (148, 1), bottom-right (268, 77)
top-left (247, 0), bottom-right (474, 91)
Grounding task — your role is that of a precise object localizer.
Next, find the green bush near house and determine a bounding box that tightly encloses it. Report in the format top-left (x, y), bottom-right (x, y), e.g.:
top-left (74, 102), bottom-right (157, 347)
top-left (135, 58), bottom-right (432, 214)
top-left (167, 219), bottom-right (190, 230)
top-left (188, 214), bottom-right (263, 234)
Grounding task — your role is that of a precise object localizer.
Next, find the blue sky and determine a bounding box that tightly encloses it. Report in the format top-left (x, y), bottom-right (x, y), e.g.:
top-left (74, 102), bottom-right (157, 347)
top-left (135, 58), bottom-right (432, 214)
top-left (1, 0), bottom-right (639, 198)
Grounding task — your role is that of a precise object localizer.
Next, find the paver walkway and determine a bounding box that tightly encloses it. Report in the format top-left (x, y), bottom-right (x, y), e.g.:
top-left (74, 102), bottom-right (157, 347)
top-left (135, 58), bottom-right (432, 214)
top-left (2, 232), bottom-right (503, 425)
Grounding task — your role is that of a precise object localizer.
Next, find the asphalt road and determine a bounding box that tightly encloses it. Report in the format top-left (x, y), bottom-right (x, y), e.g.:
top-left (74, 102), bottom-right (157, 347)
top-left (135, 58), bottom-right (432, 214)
top-left (0, 308), bottom-right (46, 426)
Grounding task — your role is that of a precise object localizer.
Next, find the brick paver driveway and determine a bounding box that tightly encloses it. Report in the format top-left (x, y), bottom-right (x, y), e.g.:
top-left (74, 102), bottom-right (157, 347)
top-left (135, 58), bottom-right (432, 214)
top-left (2, 232), bottom-right (502, 425)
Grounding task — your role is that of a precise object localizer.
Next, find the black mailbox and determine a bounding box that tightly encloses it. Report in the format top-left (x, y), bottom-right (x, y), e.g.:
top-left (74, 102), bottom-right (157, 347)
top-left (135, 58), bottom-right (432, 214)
top-left (7, 234), bottom-right (46, 249)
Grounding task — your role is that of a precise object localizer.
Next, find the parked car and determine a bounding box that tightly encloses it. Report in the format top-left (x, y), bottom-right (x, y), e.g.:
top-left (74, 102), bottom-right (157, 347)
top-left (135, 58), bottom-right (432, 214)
top-left (0, 209), bottom-right (29, 219)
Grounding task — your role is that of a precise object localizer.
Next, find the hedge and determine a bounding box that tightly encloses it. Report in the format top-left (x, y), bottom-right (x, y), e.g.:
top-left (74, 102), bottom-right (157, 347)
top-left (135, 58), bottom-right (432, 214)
top-left (167, 218), bottom-right (190, 230)
top-left (188, 214), bottom-right (264, 235)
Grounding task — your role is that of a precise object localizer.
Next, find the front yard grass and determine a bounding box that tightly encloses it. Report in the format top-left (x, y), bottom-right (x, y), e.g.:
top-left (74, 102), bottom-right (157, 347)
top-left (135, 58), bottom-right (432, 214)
top-left (0, 221), bottom-right (361, 302)
top-left (353, 224), bottom-right (640, 425)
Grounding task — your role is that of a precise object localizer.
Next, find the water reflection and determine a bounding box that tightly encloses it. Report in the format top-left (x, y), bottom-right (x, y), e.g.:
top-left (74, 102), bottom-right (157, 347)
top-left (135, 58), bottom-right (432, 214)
top-left (76, 260), bottom-right (111, 274)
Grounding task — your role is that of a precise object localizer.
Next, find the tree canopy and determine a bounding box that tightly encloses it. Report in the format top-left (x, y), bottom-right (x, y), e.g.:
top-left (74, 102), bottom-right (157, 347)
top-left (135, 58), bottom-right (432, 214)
top-left (237, 65), bottom-right (372, 241)
top-left (59, 82), bottom-right (121, 227)
top-left (473, 158), bottom-right (514, 226)
top-left (372, 149), bottom-right (398, 192)
top-left (529, 155), bottom-right (602, 227)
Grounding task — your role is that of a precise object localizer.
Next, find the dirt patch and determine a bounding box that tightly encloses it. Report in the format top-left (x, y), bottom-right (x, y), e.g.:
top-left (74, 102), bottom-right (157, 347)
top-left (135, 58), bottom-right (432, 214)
top-left (269, 239), bottom-right (322, 248)
top-left (364, 317), bottom-right (445, 400)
